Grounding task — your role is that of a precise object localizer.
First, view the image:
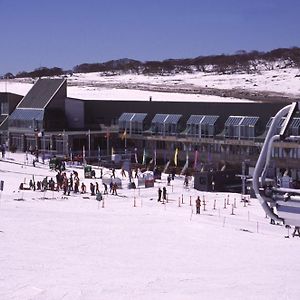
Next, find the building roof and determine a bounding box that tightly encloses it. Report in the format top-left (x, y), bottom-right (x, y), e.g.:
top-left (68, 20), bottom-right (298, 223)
top-left (119, 112), bottom-right (147, 122)
top-left (266, 117), bottom-right (286, 128)
top-left (17, 78), bottom-right (66, 109)
top-left (201, 115), bottom-right (219, 125)
top-left (119, 112), bottom-right (135, 122)
top-left (9, 108), bottom-right (44, 121)
top-left (152, 114), bottom-right (182, 124)
top-left (290, 118), bottom-right (300, 129)
top-left (239, 116), bottom-right (259, 126)
top-left (187, 115), bottom-right (204, 125)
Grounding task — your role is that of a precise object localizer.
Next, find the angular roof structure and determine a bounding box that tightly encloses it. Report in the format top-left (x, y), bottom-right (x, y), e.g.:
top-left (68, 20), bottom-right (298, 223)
top-left (17, 78), bottom-right (66, 109)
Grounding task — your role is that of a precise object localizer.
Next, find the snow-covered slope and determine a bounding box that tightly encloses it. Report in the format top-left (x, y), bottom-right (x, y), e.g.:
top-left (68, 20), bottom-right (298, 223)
top-left (1, 153), bottom-right (300, 299)
top-left (1, 67), bottom-right (299, 102)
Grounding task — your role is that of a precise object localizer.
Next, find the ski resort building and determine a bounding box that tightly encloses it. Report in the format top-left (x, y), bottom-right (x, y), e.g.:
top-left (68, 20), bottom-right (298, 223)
top-left (3, 78), bottom-right (300, 190)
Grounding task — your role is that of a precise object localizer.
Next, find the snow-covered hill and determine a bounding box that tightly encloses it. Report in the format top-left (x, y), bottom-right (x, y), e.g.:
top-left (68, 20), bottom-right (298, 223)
top-left (1, 66), bottom-right (300, 102)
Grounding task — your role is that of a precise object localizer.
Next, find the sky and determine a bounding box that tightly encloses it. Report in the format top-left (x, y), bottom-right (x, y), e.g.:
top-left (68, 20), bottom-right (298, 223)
top-left (0, 0), bottom-right (300, 74)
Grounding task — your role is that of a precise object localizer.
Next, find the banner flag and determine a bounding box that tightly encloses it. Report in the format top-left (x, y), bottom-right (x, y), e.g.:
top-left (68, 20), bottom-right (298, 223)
top-left (142, 148), bottom-right (146, 165)
top-left (163, 160), bottom-right (171, 173)
top-left (174, 148), bottom-right (179, 166)
top-left (193, 150), bottom-right (199, 169)
top-left (180, 151), bottom-right (189, 175)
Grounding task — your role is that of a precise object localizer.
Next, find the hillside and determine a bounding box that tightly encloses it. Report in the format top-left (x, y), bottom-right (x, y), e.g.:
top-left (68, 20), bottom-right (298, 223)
top-left (1, 48), bottom-right (300, 102)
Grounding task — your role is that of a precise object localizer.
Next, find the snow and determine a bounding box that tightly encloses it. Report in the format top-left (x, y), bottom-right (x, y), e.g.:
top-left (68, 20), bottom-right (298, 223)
top-left (1, 66), bottom-right (300, 101)
top-left (1, 153), bottom-right (300, 299)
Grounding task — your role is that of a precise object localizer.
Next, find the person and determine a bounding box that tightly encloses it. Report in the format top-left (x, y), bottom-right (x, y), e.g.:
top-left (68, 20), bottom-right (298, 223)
top-left (36, 181), bottom-right (41, 190)
top-left (162, 187), bottom-right (167, 202)
top-left (96, 192), bottom-right (103, 202)
top-left (49, 178), bottom-right (55, 191)
top-left (121, 168), bottom-right (126, 177)
top-left (112, 182), bottom-right (118, 195)
top-left (196, 196), bottom-right (201, 214)
top-left (112, 168), bottom-right (115, 179)
top-left (158, 187), bottom-right (162, 202)
top-left (167, 175), bottom-right (171, 186)
top-left (1, 144), bottom-right (5, 158)
top-left (29, 179), bottom-right (34, 190)
top-left (95, 182), bottom-right (100, 194)
top-left (63, 179), bottom-right (68, 195)
top-left (103, 183), bottom-right (108, 194)
top-left (74, 178), bottom-right (79, 193)
top-left (42, 177), bottom-right (48, 191)
top-left (184, 175), bottom-right (189, 187)
top-left (56, 172), bottom-right (62, 190)
top-left (100, 168), bottom-right (103, 179)
top-left (90, 182), bottom-right (95, 196)
top-left (128, 169), bottom-right (132, 183)
top-left (81, 182), bottom-right (86, 194)
top-left (171, 169), bottom-right (176, 180)
top-left (69, 174), bottom-right (73, 191)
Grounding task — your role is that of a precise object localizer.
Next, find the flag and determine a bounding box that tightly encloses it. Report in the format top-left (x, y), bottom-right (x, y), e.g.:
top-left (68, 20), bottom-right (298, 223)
top-left (163, 160), bottom-right (170, 173)
top-left (142, 148), bottom-right (146, 165)
top-left (180, 160), bottom-right (189, 175)
top-left (134, 152), bottom-right (138, 164)
top-left (111, 147), bottom-right (114, 156)
top-left (193, 150), bottom-right (199, 169)
top-left (97, 146), bottom-right (101, 161)
top-left (121, 129), bottom-right (127, 140)
top-left (154, 148), bottom-right (157, 166)
top-left (83, 145), bottom-right (86, 165)
top-left (174, 148), bottom-right (179, 166)
top-left (180, 151), bottom-right (189, 175)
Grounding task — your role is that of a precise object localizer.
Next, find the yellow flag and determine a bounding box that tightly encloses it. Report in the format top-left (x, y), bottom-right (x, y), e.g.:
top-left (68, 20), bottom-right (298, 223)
top-left (121, 129), bottom-right (127, 140)
top-left (174, 148), bottom-right (179, 166)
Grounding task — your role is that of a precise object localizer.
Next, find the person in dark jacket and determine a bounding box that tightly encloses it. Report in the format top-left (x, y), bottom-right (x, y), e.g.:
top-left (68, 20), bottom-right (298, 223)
top-left (158, 187), bottom-right (162, 202)
top-left (162, 187), bottom-right (167, 202)
top-left (103, 183), bottom-right (108, 194)
top-left (196, 196), bottom-right (201, 214)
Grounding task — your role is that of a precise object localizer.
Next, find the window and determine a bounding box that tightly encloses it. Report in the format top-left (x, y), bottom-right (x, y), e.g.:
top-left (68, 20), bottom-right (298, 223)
top-left (1, 102), bottom-right (8, 115)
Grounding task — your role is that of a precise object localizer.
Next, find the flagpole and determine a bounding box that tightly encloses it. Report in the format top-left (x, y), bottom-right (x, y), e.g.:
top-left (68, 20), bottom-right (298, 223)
top-left (106, 128), bottom-right (109, 156)
top-left (125, 132), bottom-right (127, 154)
top-left (88, 129), bottom-right (91, 162)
